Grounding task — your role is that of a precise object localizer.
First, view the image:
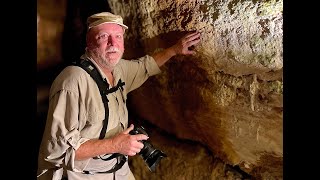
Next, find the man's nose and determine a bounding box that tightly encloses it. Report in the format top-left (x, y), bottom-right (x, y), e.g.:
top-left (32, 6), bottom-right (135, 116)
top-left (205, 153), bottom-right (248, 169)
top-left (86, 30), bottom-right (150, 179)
top-left (107, 36), bottom-right (114, 45)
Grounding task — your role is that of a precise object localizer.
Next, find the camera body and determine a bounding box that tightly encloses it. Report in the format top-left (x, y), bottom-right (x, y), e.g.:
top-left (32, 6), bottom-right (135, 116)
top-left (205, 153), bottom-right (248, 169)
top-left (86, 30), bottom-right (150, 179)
top-left (129, 126), bottom-right (167, 172)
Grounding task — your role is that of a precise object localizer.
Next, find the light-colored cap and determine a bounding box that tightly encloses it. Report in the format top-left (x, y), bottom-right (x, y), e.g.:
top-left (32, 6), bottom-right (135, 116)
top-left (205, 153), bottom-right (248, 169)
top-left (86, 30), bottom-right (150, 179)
top-left (87, 12), bottom-right (128, 30)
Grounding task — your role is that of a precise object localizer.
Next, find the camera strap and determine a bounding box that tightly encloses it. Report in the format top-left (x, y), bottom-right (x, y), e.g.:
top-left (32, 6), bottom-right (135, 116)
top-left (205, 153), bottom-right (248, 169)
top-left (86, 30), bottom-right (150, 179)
top-left (74, 59), bottom-right (127, 176)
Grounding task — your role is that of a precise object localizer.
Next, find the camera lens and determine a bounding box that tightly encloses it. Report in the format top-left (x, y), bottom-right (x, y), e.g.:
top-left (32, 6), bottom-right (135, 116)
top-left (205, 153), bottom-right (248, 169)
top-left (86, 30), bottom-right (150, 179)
top-left (129, 126), bottom-right (167, 172)
top-left (143, 148), bottom-right (167, 172)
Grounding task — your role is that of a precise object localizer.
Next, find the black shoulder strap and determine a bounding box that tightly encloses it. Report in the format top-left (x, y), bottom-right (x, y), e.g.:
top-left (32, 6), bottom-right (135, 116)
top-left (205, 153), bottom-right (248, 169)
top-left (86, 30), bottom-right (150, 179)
top-left (75, 60), bottom-right (110, 140)
top-left (75, 60), bottom-right (126, 139)
top-left (74, 59), bottom-right (127, 175)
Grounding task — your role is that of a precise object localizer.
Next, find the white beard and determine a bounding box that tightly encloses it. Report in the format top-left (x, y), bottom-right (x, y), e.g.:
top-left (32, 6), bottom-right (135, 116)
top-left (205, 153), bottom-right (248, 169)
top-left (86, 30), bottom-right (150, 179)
top-left (90, 47), bottom-right (123, 70)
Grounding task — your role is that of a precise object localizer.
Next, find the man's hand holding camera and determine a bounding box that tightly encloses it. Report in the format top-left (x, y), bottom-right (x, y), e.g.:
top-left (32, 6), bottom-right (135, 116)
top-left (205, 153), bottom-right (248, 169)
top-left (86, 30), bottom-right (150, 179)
top-left (111, 124), bottom-right (149, 156)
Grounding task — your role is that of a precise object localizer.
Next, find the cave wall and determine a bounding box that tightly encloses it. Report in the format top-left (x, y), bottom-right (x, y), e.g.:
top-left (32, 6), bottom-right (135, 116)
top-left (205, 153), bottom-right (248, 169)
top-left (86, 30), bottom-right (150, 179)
top-left (108, 0), bottom-right (283, 179)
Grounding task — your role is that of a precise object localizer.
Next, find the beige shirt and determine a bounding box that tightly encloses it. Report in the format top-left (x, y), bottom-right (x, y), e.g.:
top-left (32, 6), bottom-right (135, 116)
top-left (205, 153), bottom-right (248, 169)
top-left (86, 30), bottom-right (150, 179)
top-left (37, 54), bottom-right (161, 180)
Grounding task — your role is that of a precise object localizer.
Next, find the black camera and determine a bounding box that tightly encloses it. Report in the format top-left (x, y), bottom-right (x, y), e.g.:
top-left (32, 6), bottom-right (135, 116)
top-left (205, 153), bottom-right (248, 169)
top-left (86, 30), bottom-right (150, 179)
top-left (129, 126), bottom-right (167, 172)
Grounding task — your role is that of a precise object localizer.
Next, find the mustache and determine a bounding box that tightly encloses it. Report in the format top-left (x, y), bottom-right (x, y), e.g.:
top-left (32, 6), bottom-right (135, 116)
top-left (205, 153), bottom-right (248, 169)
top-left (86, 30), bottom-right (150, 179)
top-left (106, 47), bottom-right (120, 53)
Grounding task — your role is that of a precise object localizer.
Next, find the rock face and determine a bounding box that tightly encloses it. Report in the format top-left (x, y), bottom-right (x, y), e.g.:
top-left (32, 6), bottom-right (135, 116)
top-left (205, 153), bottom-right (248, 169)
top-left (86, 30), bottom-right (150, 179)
top-left (108, 0), bottom-right (283, 179)
top-left (129, 123), bottom-right (252, 180)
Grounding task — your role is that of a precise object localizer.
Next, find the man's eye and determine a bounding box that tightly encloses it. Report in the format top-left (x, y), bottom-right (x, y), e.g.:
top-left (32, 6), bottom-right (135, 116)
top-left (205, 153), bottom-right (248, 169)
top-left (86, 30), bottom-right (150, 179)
top-left (116, 35), bottom-right (122, 39)
top-left (98, 34), bottom-right (108, 39)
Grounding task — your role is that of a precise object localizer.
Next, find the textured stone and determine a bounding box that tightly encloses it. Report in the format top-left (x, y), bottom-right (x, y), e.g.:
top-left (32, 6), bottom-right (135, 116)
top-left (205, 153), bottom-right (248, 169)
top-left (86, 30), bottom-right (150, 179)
top-left (129, 122), bottom-right (251, 180)
top-left (109, 0), bottom-right (283, 179)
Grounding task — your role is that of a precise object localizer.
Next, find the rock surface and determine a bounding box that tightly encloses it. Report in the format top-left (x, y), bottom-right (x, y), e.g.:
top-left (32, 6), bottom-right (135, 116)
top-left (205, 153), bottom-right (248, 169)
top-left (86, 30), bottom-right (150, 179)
top-left (108, 0), bottom-right (283, 179)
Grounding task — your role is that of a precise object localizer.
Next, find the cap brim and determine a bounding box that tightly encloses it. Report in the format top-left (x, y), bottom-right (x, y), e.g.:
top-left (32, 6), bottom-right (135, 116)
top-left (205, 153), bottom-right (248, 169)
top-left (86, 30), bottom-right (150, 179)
top-left (88, 21), bottom-right (128, 30)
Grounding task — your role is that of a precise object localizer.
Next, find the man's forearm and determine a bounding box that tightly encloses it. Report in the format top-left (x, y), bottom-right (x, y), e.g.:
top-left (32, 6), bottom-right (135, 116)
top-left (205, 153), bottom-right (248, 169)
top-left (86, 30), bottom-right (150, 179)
top-left (151, 46), bottom-right (176, 67)
top-left (75, 138), bottom-right (116, 160)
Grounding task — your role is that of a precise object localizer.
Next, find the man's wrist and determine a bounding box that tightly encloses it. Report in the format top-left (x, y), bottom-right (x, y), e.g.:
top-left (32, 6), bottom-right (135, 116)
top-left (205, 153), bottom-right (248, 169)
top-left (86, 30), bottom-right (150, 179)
top-left (167, 46), bottom-right (177, 57)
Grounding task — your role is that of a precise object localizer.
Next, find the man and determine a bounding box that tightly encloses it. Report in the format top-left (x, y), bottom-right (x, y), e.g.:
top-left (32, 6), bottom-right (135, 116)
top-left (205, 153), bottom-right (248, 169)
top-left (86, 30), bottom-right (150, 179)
top-left (37, 12), bottom-right (201, 180)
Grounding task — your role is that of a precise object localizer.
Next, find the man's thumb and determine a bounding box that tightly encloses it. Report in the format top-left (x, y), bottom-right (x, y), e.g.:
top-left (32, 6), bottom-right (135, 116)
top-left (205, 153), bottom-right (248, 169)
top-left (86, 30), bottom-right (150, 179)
top-left (123, 124), bottom-right (134, 134)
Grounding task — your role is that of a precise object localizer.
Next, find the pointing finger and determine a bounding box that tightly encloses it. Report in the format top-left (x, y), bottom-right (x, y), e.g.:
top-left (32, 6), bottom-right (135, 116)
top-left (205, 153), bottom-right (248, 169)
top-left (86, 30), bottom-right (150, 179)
top-left (184, 31), bottom-right (200, 40)
top-left (134, 134), bottom-right (149, 141)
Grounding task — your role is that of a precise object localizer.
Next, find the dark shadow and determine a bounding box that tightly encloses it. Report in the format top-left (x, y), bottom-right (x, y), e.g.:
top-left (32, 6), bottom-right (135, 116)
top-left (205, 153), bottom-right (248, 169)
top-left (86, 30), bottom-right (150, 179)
top-left (61, 0), bottom-right (111, 65)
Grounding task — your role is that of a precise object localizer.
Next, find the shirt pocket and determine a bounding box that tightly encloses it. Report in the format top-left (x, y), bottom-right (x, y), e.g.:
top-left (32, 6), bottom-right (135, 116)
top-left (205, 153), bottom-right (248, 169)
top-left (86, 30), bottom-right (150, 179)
top-left (81, 108), bottom-right (105, 138)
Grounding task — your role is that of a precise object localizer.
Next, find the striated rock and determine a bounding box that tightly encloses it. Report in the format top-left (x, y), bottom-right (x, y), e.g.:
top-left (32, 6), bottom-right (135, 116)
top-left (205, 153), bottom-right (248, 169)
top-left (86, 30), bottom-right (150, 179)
top-left (129, 122), bottom-right (252, 180)
top-left (109, 0), bottom-right (283, 179)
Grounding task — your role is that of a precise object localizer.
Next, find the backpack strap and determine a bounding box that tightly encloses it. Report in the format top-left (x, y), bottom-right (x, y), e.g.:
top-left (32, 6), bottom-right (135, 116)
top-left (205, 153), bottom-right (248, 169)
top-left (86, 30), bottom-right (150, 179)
top-left (75, 60), bottom-right (110, 140)
top-left (73, 59), bottom-right (126, 175)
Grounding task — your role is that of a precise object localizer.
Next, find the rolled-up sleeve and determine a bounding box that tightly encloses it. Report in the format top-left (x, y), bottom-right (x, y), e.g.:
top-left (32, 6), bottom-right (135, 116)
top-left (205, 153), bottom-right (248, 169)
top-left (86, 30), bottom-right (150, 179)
top-left (39, 90), bottom-right (90, 172)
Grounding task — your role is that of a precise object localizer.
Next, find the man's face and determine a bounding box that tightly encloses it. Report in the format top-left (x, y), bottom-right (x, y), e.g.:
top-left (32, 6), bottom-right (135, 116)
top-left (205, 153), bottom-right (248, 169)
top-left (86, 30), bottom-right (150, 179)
top-left (86, 23), bottom-right (125, 70)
